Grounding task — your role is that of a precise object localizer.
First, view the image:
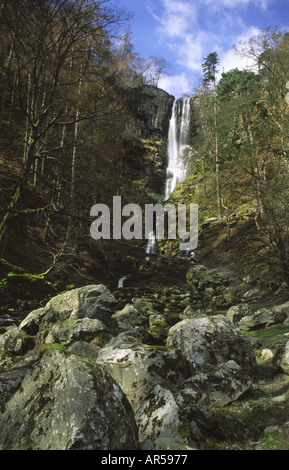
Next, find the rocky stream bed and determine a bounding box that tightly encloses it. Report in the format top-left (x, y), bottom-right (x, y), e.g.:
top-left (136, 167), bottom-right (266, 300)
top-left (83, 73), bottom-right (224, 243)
top-left (0, 251), bottom-right (289, 450)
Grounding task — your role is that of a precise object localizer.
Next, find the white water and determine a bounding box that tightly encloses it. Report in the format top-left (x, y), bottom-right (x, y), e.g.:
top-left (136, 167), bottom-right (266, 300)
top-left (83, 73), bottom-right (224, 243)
top-left (117, 274), bottom-right (131, 289)
top-left (144, 97), bottom-right (192, 260)
top-left (164, 97), bottom-right (191, 201)
top-left (145, 231), bottom-right (157, 260)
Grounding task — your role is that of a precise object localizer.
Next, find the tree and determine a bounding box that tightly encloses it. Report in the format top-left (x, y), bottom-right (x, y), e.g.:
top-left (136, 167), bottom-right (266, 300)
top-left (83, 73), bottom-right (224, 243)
top-left (201, 52), bottom-right (221, 216)
top-left (202, 52), bottom-right (219, 90)
top-left (216, 68), bottom-right (264, 217)
top-left (0, 0), bottom-right (130, 251)
top-left (217, 30), bottom-right (289, 284)
top-left (147, 56), bottom-right (169, 87)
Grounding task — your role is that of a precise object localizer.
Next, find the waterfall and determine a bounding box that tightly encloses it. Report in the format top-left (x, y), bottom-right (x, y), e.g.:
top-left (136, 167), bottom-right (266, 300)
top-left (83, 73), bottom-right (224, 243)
top-left (164, 97), bottom-right (191, 201)
top-left (145, 231), bottom-right (157, 260)
top-left (117, 274), bottom-right (131, 289)
top-left (144, 96), bottom-right (192, 260)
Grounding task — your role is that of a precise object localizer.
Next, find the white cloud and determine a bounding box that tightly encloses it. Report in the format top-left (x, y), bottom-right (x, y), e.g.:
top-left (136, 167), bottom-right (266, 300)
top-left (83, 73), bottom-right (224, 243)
top-left (202, 0), bottom-right (270, 10)
top-left (217, 26), bottom-right (262, 78)
top-left (158, 72), bottom-right (192, 97)
top-left (148, 0), bottom-right (197, 39)
top-left (147, 0), bottom-right (273, 96)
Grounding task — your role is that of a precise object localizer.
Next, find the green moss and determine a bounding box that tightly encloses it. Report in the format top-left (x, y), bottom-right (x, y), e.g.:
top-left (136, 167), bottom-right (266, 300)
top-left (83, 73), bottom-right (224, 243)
top-left (38, 343), bottom-right (66, 353)
top-left (260, 430), bottom-right (289, 450)
top-left (244, 324), bottom-right (289, 348)
top-left (178, 421), bottom-right (192, 439)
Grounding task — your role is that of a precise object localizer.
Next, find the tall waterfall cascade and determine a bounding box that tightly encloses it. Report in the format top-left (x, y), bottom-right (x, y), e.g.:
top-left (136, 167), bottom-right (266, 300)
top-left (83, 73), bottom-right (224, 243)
top-left (164, 97), bottom-right (192, 201)
top-left (145, 96), bottom-right (192, 259)
top-left (118, 96), bottom-right (193, 285)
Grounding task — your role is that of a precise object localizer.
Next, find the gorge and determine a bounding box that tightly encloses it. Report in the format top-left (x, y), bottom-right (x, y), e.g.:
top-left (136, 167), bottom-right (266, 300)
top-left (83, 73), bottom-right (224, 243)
top-left (1, 2), bottom-right (289, 451)
top-left (1, 85), bottom-right (289, 451)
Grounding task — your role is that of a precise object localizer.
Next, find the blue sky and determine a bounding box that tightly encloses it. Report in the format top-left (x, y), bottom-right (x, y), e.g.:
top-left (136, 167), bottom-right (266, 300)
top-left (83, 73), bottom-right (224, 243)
top-left (116, 0), bottom-right (289, 98)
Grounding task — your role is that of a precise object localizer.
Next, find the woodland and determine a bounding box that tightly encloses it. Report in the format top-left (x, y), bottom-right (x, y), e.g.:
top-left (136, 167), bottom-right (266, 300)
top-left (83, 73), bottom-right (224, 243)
top-left (0, 0), bottom-right (170, 307)
top-left (1, 0), bottom-right (289, 452)
top-left (0, 0), bottom-right (289, 314)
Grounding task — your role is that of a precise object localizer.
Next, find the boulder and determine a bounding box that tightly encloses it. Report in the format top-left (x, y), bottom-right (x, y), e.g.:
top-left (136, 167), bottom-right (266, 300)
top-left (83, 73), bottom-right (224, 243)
top-left (96, 345), bottom-right (190, 412)
top-left (238, 308), bottom-right (287, 332)
top-left (135, 385), bottom-right (187, 450)
top-left (0, 350), bottom-right (138, 450)
top-left (176, 360), bottom-right (252, 408)
top-left (111, 304), bottom-right (148, 331)
top-left (227, 303), bottom-right (252, 323)
top-left (272, 340), bottom-right (289, 374)
top-left (19, 285), bottom-right (117, 335)
top-left (135, 384), bottom-right (223, 450)
top-left (0, 327), bottom-right (34, 356)
top-left (166, 315), bottom-right (256, 374)
top-left (44, 318), bottom-right (111, 347)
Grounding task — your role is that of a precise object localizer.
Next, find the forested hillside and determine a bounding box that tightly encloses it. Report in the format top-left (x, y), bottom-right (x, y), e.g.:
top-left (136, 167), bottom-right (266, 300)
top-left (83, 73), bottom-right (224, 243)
top-left (0, 0), bottom-right (171, 311)
top-left (168, 29), bottom-right (289, 291)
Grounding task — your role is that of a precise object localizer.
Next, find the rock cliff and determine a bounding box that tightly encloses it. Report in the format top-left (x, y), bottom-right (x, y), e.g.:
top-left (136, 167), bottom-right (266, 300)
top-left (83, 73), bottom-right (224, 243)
top-left (129, 85), bottom-right (174, 140)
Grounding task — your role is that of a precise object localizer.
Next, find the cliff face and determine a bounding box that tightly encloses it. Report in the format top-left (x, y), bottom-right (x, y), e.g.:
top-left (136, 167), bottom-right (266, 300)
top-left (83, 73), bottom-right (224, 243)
top-left (130, 85), bottom-right (175, 140)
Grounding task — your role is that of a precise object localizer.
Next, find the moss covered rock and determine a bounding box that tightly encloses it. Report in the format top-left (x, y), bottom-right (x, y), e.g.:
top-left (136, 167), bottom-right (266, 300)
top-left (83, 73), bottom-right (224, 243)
top-left (0, 350), bottom-right (138, 450)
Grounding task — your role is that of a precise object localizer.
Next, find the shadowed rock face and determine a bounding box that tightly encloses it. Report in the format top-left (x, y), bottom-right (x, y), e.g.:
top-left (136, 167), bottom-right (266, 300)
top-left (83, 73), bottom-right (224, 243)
top-left (130, 85), bottom-right (175, 140)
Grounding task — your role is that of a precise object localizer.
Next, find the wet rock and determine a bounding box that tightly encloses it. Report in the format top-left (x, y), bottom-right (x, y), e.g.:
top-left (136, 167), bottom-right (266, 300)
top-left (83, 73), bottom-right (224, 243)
top-left (130, 85), bottom-right (174, 140)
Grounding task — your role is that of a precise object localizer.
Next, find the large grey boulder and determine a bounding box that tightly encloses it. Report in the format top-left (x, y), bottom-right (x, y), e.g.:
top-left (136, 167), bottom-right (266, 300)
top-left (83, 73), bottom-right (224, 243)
top-left (96, 345), bottom-right (190, 412)
top-left (19, 285), bottom-right (117, 335)
top-left (166, 315), bottom-right (256, 374)
top-left (0, 351), bottom-right (138, 450)
top-left (135, 384), bottom-right (223, 451)
top-left (135, 385), bottom-right (192, 450)
top-left (45, 318), bottom-right (111, 347)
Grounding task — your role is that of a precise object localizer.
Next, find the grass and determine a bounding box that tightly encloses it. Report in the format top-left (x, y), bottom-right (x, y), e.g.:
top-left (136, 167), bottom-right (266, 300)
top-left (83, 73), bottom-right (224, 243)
top-left (260, 429), bottom-right (289, 450)
top-left (244, 324), bottom-right (289, 348)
